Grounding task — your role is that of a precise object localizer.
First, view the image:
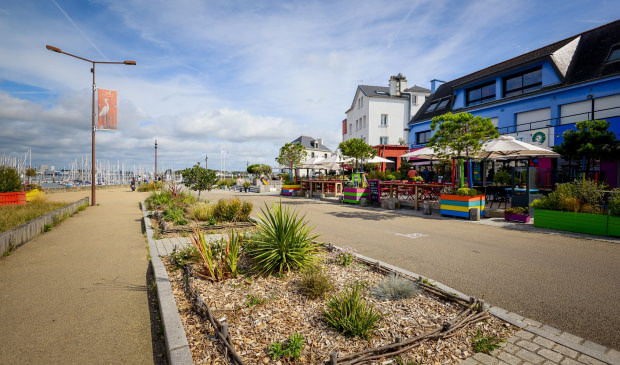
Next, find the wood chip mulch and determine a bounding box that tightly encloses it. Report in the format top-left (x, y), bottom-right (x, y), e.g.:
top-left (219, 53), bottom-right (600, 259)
top-left (162, 249), bottom-right (515, 364)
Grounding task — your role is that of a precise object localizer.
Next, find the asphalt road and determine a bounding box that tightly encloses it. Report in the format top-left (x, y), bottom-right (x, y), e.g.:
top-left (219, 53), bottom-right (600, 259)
top-left (201, 190), bottom-right (620, 350)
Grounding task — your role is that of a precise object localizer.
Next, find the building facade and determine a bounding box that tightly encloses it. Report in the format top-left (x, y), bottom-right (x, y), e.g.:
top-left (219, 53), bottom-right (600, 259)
top-left (408, 20), bottom-right (620, 187)
top-left (344, 74), bottom-right (430, 146)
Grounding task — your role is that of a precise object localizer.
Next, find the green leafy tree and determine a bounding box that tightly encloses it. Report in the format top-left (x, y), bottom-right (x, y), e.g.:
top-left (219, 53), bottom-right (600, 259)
top-left (553, 119), bottom-right (619, 176)
top-left (0, 166), bottom-right (22, 193)
top-left (248, 164), bottom-right (272, 178)
top-left (275, 142), bottom-right (306, 182)
top-left (182, 163), bottom-right (218, 200)
top-left (428, 112), bottom-right (499, 187)
top-left (25, 168), bottom-right (37, 183)
top-left (338, 138), bottom-right (376, 172)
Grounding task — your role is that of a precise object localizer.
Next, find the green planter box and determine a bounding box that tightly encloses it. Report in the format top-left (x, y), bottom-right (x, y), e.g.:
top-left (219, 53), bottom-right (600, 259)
top-left (343, 188), bottom-right (369, 204)
top-left (534, 209), bottom-right (608, 236)
top-left (608, 215), bottom-right (620, 237)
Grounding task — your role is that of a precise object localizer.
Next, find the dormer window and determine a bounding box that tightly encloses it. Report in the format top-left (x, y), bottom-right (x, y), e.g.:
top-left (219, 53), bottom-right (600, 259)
top-left (466, 82), bottom-right (495, 106)
top-left (437, 97), bottom-right (450, 109)
top-left (426, 100), bottom-right (440, 112)
top-left (503, 66), bottom-right (542, 97)
top-left (607, 44), bottom-right (620, 63)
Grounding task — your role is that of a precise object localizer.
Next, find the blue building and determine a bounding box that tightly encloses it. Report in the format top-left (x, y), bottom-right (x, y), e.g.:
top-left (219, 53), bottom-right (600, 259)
top-left (408, 20), bottom-right (620, 188)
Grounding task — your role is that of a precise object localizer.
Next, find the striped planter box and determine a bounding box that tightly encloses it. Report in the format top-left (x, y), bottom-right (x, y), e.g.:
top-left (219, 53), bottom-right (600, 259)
top-left (281, 184), bottom-right (301, 196)
top-left (440, 194), bottom-right (485, 218)
top-left (534, 209), bottom-right (608, 236)
top-left (608, 216), bottom-right (620, 237)
top-left (0, 191), bottom-right (27, 206)
top-left (343, 188), bottom-right (369, 204)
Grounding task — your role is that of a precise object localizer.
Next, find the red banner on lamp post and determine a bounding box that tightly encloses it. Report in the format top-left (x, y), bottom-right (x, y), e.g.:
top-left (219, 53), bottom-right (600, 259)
top-left (97, 89), bottom-right (118, 130)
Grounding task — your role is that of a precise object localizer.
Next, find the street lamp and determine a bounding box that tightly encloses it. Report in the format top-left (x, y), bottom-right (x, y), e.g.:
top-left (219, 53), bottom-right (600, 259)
top-left (205, 154), bottom-right (208, 169)
top-left (46, 45), bottom-right (135, 206)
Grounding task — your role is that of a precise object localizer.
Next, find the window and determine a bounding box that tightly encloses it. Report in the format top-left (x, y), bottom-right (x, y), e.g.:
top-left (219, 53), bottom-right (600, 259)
top-left (437, 97), bottom-right (450, 109)
top-left (380, 136), bottom-right (389, 145)
top-left (311, 152), bottom-right (315, 157)
top-left (503, 67), bottom-right (542, 97)
top-left (607, 45), bottom-right (620, 63)
top-left (426, 100), bottom-right (439, 112)
top-left (416, 130), bottom-right (431, 144)
top-left (412, 95), bottom-right (418, 105)
top-left (466, 82), bottom-right (495, 106)
top-left (380, 114), bottom-right (388, 126)
top-left (363, 115), bottom-right (366, 128)
top-left (349, 123), bottom-right (352, 133)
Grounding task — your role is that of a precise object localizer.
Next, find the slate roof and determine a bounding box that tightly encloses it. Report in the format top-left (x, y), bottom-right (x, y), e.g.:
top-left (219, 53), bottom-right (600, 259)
top-left (410, 19), bottom-right (620, 125)
top-left (291, 136), bottom-right (331, 152)
top-left (405, 85), bottom-right (431, 93)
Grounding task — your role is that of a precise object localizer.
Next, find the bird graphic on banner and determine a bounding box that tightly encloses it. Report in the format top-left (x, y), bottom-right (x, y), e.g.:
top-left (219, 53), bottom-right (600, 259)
top-left (99, 98), bottom-right (110, 127)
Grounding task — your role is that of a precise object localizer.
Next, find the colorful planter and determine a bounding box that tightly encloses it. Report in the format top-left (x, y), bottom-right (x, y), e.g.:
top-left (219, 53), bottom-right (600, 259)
top-left (606, 215), bottom-right (620, 237)
top-left (343, 188), bottom-right (369, 204)
top-left (0, 191), bottom-right (27, 206)
top-left (25, 189), bottom-right (42, 202)
top-left (504, 212), bottom-right (531, 223)
top-left (440, 194), bottom-right (485, 218)
top-left (533, 209), bottom-right (608, 236)
top-left (281, 184), bottom-right (301, 196)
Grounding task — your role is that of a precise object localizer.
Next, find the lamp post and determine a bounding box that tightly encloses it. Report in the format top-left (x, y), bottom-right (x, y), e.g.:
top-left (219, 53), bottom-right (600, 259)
top-left (46, 44), bottom-right (135, 206)
top-left (154, 139), bottom-right (158, 182)
top-left (205, 154), bottom-right (208, 169)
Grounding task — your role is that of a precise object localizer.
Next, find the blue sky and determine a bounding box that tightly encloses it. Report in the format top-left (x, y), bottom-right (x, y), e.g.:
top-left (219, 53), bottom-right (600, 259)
top-left (1, 0), bottom-right (619, 172)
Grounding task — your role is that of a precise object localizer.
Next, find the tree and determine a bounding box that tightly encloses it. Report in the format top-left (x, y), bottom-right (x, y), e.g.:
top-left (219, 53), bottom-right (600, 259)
top-left (338, 138), bottom-right (376, 172)
top-left (25, 168), bottom-right (37, 183)
top-left (247, 164), bottom-right (272, 178)
top-left (0, 166), bottom-right (22, 193)
top-left (553, 119), bottom-right (619, 176)
top-left (428, 112), bottom-right (499, 187)
top-left (275, 142), bottom-right (306, 182)
top-left (182, 163), bottom-right (218, 200)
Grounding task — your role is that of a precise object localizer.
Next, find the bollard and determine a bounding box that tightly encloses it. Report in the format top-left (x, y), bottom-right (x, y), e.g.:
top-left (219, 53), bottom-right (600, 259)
top-left (330, 352), bottom-right (338, 365)
top-left (469, 207), bottom-right (480, 221)
top-left (423, 202), bottom-right (432, 215)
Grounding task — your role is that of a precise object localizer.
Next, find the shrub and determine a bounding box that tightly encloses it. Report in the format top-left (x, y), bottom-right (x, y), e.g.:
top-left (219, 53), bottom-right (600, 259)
top-left (370, 273), bottom-right (421, 301)
top-left (213, 198), bottom-right (253, 222)
top-left (268, 332), bottom-right (304, 361)
top-left (170, 245), bottom-right (199, 269)
top-left (162, 206), bottom-right (188, 225)
top-left (494, 170), bottom-right (511, 185)
top-left (334, 247), bottom-right (355, 267)
top-left (386, 174), bottom-right (396, 181)
top-left (324, 281), bottom-right (383, 339)
top-left (531, 180), bottom-right (607, 214)
top-left (299, 266), bottom-right (334, 299)
top-left (0, 166), bottom-right (22, 193)
top-left (137, 182), bottom-right (162, 192)
top-left (145, 191), bottom-right (172, 210)
top-left (471, 329), bottom-right (504, 354)
top-left (189, 202), bottom-right (215, 221)
top-left (246, 202), bottom-right (320, 275)
top-left (504, 206), bottom-right (528, 215)
top-left (609, 189), bottom-right (620, 217)
top-left (455, 188), bottom-right (479, 196)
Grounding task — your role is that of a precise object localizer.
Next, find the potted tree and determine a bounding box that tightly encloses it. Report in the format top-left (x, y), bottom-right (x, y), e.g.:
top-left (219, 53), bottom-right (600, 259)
top-left (339, 138), bottom-right (375, 204)
top-left (0, 166), bottom-right (26, 206)
top-left (276, 142), bottom-right (306, 196)
top-left (439, 187), bottom-right (486, 218)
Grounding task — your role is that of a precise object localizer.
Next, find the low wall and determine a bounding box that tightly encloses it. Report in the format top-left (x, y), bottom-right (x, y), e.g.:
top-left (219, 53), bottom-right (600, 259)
top-left (0, 197), bottom-right (89, 255)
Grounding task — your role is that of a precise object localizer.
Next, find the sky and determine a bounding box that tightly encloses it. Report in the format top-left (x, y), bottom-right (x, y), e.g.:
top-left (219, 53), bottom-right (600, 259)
top-left (1, 0), bottom-right (619, 173)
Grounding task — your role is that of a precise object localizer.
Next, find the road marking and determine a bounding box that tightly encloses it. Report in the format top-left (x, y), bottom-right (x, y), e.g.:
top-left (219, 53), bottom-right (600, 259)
top-left (395, 233), bottom-right (428, 239)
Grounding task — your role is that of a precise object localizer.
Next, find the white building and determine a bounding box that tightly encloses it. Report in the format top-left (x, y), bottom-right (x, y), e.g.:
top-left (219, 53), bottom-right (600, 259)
top-left (343, 74), bottom-right (430, 145)
top-left (288, 136), bottom-right (333, 177)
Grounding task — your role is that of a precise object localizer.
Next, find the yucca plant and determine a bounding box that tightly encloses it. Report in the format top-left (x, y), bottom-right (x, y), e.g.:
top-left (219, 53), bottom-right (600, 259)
top-left (226, 229), bottom-right (241, 277)
top-left (246, 202), bottom-right (320, 275)
top-left (324, 281), bottom-right (383, 339)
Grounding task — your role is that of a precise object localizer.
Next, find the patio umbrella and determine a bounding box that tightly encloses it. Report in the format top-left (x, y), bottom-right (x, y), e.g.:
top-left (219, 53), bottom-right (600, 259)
top-left (481, 136), bottom-right (559, 159)
top-left (365, 155), bottom-right (392, 163)
top-left (401, 147), bottom-right (442, 160)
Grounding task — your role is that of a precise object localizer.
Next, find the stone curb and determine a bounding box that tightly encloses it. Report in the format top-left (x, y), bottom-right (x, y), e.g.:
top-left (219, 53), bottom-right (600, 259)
top-left (333, 244), bottom-right (617, 365)
top-left (141, 202), bottom-right (193, 365)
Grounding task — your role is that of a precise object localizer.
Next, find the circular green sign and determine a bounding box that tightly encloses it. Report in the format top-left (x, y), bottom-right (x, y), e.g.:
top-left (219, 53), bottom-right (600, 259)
top-left (532, 131), bottom-right (546, 144)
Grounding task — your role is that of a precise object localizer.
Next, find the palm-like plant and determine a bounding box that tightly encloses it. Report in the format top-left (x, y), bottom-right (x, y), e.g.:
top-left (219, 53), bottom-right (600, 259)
top-left (247, 202), bottom-right (320, 275)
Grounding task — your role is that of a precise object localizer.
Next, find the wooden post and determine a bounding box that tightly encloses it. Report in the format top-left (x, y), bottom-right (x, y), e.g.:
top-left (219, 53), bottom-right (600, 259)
top-left (330, 352), bottom-right (338, 365)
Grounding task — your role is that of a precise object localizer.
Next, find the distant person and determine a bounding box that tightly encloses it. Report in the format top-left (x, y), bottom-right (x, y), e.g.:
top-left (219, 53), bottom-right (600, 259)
top-left (407, 168), bottom-right (417, 179)
top-left (422, 168), bottom-right (429, 182)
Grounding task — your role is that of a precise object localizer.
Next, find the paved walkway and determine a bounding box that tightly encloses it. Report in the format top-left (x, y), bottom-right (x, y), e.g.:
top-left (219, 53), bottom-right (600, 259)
top-left (0, 188), bottom-right (158, 364)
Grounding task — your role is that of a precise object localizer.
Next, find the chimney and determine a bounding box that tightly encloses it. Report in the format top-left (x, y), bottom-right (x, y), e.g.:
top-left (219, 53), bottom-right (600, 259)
top-left (389, 76), bottom-right (398, 96)
top-left (430, 79), bottom-right (447, 93)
